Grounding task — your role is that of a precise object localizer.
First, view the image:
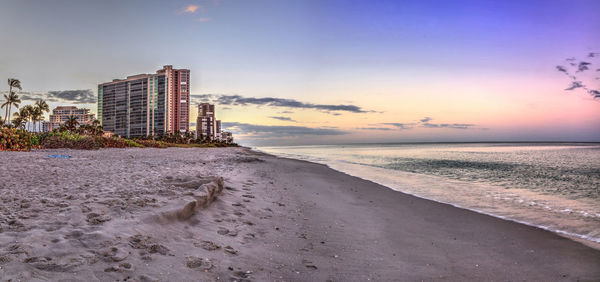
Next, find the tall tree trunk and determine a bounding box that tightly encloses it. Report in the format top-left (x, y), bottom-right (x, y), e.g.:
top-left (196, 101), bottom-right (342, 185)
top-left (4, 85), bottom-right (11, 123)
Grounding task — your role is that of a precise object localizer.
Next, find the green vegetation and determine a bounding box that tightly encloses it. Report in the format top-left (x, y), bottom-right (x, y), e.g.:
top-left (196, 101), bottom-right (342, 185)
top-left (0, 127), bottom-right (33, 151)
top-left (1, 77), bottom-right (237, 151)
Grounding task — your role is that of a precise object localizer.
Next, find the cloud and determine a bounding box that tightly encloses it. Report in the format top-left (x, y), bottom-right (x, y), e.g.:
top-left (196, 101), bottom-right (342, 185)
top-left (357, 127), bottom-right (392, 131)
top-left (222, 122), bottom-right (349, 137)
top-left (556, 53), bottom-right (600, 100)
top-left (381, 123), bottom-right (416, 129)
top-left (565, 81), bottom-right (584, 91)
top-left (377, 117), bottom-right (479, 130)
top-left (556, 65), bottom-right (568, 73)
top-left (421, 123), bottom-right (476, 129)
top-left (577, 61), bottom-right (592, 72)
top-left (190, 94), bottom-right (374, 114)
top-left (47, 90), bottom-right (96, 104)
top-left (279, 111), bottom-right (294, 114)
top-left (183, 4), bottom-right (201, 13)
top-left (2, 89), bottom-right (96, 104)
top-left (269, 116), bottom-right (296, 122)
top-left (195, 17), bottom-right (211, 22)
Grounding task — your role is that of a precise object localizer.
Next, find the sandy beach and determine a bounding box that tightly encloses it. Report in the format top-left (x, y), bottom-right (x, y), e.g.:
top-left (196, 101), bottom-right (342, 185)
top-left (0, 147), bottom-right (599, 281)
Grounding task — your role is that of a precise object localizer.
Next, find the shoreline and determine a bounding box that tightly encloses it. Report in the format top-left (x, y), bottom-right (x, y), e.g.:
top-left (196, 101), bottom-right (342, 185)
top-left (0, 147), bottom-right (599, 280)
top-left (253, 146), bottom-right (600, 251)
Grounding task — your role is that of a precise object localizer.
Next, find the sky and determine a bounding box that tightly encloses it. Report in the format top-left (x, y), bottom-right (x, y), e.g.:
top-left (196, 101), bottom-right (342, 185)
top-left (0, 0), bottom-right (599, 146)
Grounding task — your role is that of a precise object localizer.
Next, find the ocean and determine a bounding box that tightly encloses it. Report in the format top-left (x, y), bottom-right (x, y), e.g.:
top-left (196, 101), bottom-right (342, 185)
top-left (256, 143), bottom-right (600, 245)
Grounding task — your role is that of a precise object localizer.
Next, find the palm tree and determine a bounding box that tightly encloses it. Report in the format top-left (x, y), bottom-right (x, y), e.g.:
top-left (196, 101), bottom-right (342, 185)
top-left (31, 107), bottom-right (43, 133)
top-left (12, 109), bottom-right (28, 129)
top-left (17, 105), bottom-right (34, 131)
top-left (65, 115), bottom-right (79, 132)
top-left (91, 119), bottom-right (103, 135)
top-left (34, 100), bottom-right (49, 132)
top-left (6, 79), bottom-right (22, 121)
top-left (2, 91), bottom-right (21, 124)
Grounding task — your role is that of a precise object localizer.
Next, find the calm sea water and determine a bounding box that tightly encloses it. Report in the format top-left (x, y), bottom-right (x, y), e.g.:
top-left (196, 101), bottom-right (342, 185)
top-left (257, 143), bottom-right (600, 245)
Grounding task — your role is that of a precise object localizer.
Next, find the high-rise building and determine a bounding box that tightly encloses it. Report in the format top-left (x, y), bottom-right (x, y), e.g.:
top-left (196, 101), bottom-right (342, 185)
top-left (98, 65), bottom-right (190, 137)
top-left (42, 106), bottom-right (95, 132)
top-left (197, 103), bottom-right (220, 140)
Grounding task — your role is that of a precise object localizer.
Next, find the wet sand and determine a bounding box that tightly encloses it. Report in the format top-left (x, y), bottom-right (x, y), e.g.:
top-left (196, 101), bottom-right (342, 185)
top-left (0, 147), bottom-right (599, 281)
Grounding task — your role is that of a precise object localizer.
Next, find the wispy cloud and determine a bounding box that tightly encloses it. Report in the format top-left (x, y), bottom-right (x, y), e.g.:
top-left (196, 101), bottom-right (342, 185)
top-left (381, 122), bottom-right (416, 129)
top-left (195, 17), bottom-right (211, 22)
top-left (577, 61), bottom-right (592, 72)
top-left (421, 122), bottom-right (476, 129)
top-left (183, 4), bottom-right (202, 13)
top-left (269, 116), bottom-right (296, 122)
top-left (191, 94), bottom-right (375, 114)
top-left (556, 52), bottom-right (600, 100)
top-left (420, 117), bottom-right (432, 123)
top-left (357, 127), bottom-right (393, 131)
top-left (2, 89), bottom-right (96, 104)
top-left (363, 117), bottom-right (479, 131)
top-left (565, 81), bottom-right (584, 91)
top-left (223, 122), bottom-right (349, 137)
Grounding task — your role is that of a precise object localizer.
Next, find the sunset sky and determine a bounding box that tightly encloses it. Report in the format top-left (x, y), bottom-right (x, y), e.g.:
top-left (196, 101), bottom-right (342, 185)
top-left (1, 0), bottom-right (599, 145)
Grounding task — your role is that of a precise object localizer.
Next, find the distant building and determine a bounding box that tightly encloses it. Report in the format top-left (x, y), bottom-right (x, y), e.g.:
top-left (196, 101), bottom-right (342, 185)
top-left (196, 103), bottom-right (231, 142)
top-left (221, 131), bottom-right (233, 143)
top-left (197, 103), bottom-right (217, 140)
top-left (42, 106), bottom-right (95, 132)
top-left (98, 65), bottom-right (190, 138)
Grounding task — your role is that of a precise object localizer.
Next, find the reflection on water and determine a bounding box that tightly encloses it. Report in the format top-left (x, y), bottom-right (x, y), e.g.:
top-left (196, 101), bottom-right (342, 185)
top-left (257, 143), bottom-right (600, 245)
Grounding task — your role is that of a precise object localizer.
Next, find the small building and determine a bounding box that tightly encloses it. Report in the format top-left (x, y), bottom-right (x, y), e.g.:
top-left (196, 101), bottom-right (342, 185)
top-left (42, 106), bottom-right (95, 132)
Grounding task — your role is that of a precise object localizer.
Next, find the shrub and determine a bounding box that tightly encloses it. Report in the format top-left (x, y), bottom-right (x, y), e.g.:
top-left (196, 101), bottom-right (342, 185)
top-left (123, 139), bottom-right (144, 148)
top-left (41, 134), bottom-right (100, 150)
top-left (135, 139), bottom-right (168, 148)
top-left (94, 136), bottom-right (127, 148)
top-left (0, 127), bottom-right (33, 151)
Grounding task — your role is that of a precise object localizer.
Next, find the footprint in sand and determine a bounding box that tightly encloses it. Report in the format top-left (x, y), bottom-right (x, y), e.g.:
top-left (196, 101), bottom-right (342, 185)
top-left (185, 256), bottom-right (213, 271)
top-left (104, 262), bottom-right (133, 272)
top-left (194, 240), bottom-right (220, 251)
top-left (86, 212), bottom-right (111, 225)
top-left (217, 227), bottom-right (238, 237)
top-left (302, 259), bottom-right (318, 270)
top-left (98, 246), bottom-right (129, 262)
top-left (224, 246), bottom-right (238, 255)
